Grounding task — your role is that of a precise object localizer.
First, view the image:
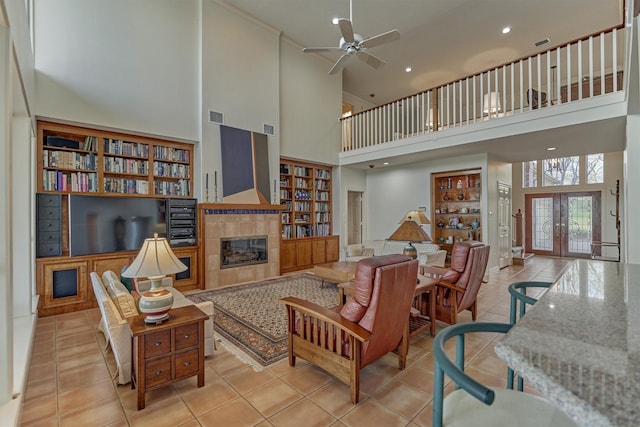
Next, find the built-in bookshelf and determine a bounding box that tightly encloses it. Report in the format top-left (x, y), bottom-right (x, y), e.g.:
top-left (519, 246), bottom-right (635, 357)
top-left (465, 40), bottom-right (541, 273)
top-left (37, 121), bottom-right (193, 197)
top-left (279, 158), bottom-right (338, 273)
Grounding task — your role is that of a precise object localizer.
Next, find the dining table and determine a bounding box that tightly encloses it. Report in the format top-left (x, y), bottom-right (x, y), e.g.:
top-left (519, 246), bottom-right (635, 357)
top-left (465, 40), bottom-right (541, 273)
top-left (495, 259), bottom-right (640, 427)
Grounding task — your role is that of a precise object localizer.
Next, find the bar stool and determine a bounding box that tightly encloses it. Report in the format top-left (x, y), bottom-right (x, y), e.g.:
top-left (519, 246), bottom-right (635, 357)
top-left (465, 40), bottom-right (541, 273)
top-left (507, 281), bottom-right (553, 391)
top-left (432, 321), bottom-right (577, 427)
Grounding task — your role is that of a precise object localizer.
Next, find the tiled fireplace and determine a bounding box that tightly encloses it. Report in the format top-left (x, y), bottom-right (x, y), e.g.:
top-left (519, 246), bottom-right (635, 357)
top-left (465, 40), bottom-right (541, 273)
top-left (201, 204), bottom-right (281, 289)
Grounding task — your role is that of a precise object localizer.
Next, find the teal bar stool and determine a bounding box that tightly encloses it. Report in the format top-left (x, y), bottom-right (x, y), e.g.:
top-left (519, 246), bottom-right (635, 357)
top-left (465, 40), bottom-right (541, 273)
top-left (507, 281), bottom-right (553, 391)
top-left (432, 322), bottom-right (577, 427)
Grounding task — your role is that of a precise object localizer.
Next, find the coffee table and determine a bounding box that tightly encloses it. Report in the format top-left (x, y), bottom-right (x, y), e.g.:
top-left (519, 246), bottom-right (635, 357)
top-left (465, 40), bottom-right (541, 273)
top-left (313, 261), bottom-right (358, 287)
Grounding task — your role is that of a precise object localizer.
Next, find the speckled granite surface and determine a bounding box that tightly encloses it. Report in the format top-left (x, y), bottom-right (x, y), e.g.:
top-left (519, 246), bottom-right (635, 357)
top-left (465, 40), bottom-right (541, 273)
top-left (495, 260), bottom-right (640, 427)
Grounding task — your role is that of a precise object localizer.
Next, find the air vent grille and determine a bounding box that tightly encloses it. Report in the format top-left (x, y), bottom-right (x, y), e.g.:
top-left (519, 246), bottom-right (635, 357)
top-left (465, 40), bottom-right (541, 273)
top-left (263, 124), bottom-right (275, 136)
top-left (209, 110), bottom-right (224, 124)
top-left (534, 38), bottom-right (550, 47)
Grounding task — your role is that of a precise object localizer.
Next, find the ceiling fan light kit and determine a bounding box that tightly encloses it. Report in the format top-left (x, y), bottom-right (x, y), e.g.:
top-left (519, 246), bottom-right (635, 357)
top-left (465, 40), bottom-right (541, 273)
top-left (302, 0), bottom-right (400, 75)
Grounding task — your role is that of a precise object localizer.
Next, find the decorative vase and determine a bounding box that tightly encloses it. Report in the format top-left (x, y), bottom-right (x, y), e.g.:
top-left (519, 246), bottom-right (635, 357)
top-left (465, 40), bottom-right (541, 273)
top-left (457, 179), bottom-right (463, 189)
top-left (443, 191), bottom-right (451, 201)
top-left (138, 279), bottom-right (174, 324)
top-left (456, 190), bottom-right (464, 200)
top-left (437, 219), bottom-right (445, 228)
top-left (471, 218), bottom-right (480, 229)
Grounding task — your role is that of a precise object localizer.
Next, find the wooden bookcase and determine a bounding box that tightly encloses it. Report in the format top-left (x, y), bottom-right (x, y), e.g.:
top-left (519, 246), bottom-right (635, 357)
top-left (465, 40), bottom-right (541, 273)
top-left (38, 121), bottom-right (193, 197)
top-left (35, 120), bottom-right (199, 317)
top-left (432, 169), bottom-right (482, 257)
top-left (279, 158), bottom-right (338, 273)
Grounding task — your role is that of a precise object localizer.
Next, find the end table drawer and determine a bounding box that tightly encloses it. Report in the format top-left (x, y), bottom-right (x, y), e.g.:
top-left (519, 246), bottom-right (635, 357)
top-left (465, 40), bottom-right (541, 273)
top-left (175, 349), bottom-right (199, 379)
top-left (145, 356), bottom-right (172, 388)
top-left (175, 324), bottom-right (199, 350)
top-left (144, 330), bottom-right (171, 357)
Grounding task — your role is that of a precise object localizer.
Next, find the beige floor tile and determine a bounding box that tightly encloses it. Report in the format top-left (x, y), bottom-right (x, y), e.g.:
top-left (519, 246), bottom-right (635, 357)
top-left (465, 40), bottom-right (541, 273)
top-left (280, 364), bottom-right (333, 395)
top-left (57, 360), bottom-right (111, 392)
top-left (56, 331), bottom-right (97, 350)
top-left (372, 380), bottom-right (430, 420)
top-left (59, 395), bottom-right (125, 426)
top-left (340, 399), bottom-right (409, 427)
top-left (56, 346), bottom-right (104, 373)
top-left (411, 402), bottom-right (434, 427)
top-left (58, 378), bottom-right (117, 415)
top-left (24, 376), bottom-right (57, 402)
top-left (268, 398), bottom-right (336, 427)
top-left (20, 393), bottom-right (57, 425)
top-left (244, 379), bottom-right (303, 417)
top-left (178, 376), bottom-right (240, 417)
top-left (209, 348), bottom-right (251, 375)
top-left (26, 362), bottom-right (56, 383)
top-left (224, 364), bottom-right (276, 394)
top-left (119, 385), bottom-right (178, 414)
top-left (307, 380), bottom-right (357, 418)
top-left (126, 395), bottom-right (195, 427)
top-left (198, 398), bottom-right (266, 427)
top-left (397, 365), bottom-right (435, 395)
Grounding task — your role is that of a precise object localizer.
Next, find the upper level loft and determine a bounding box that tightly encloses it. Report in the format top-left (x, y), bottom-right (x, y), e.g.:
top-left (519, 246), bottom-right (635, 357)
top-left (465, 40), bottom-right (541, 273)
top-left (339, 26), bottom-right (629, 167)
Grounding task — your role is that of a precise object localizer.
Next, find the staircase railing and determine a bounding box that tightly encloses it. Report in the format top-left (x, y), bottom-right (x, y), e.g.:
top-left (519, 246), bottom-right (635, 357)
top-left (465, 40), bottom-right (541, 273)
top-left (341, 27), bottom-right (625, 152)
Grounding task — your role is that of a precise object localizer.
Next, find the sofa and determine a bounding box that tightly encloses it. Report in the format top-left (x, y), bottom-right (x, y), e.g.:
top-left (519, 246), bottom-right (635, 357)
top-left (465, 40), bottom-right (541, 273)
top-left (345, 240), bottom-right (441, 263)
top-left (90, 270), bottom-right (215, 385)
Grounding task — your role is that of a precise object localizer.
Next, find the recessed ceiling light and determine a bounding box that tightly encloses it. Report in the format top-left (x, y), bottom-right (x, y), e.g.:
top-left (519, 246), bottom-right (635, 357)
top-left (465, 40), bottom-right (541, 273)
top-left (332, 17), bottom-right (339, 25)
top-left (405, 67), bottom-right (412, 73)
top-left (383, 162), bottom-right (389, 165)
top-left (546, 147), bottom-right (557, 151)
top-left (502, 26), bottom-right (511, 34)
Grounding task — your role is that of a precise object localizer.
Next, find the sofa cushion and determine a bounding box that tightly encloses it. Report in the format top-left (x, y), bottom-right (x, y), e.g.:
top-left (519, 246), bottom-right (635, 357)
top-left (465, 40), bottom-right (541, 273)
top-left (361, 247), bottom-right (375, 257)
top-left (104, 279), bottom-right (138, 319)
top-left (346, 244), bottom-right (363, 257)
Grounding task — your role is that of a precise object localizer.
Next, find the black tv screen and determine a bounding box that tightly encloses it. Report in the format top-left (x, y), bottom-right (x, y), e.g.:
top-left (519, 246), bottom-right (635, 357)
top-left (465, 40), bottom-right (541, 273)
top-left (68, 195), bottom-right (167, 256)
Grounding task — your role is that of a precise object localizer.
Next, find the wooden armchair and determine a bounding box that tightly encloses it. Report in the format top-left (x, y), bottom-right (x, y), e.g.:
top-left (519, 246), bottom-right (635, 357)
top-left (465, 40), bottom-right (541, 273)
top-left (421, 241), bottom-right (490, 325)
top-left (280, 255), bottom-right (418, 404)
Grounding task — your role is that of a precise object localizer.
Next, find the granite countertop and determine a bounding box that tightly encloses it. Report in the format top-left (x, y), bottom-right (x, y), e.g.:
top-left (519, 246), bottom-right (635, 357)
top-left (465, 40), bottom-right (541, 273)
top-left (495, 260), bottom-right (640, 427)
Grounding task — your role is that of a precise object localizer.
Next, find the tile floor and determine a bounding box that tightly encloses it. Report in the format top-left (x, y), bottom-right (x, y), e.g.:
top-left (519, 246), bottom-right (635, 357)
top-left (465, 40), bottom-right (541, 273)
top-left (20, 256), bottom-right (574, 427)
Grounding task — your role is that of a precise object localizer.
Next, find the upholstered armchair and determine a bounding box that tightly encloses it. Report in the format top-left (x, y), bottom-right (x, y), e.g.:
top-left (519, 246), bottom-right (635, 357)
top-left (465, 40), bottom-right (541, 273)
top-left (280, 254), bottom-right (418, 404)
top-left (421, 241), bottom-right (490, 325)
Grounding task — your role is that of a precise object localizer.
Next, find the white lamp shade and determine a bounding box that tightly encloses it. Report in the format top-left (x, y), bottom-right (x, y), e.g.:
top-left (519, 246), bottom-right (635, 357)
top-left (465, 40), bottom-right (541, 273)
top-left (483, 92), bottom-right (502, 113)
top-left (122, 234), bottom-right (187, 278)
top-left (398, 210), bottom-right (431, 225)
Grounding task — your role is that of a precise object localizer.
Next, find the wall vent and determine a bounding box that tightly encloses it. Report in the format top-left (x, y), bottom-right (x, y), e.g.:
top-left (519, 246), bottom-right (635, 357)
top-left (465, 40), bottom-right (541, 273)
top-left (534, 38), bottom-right (550, 47)
top-left (263, 124), bottom-right (275, 136)
top-left (209, 110), bottom-right (224, 124)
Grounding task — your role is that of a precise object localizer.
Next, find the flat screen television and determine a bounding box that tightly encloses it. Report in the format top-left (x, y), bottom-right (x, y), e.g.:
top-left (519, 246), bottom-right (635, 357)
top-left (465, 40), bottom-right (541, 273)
top-left (68, 195), bottom-right (167, 256)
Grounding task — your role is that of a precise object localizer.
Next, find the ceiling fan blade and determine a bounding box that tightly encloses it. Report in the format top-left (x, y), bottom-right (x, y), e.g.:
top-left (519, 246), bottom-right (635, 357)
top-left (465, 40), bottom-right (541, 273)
top-left (302, 47), bottom-right (343, 53)
top-left (337, 18), bottom-right (355, 43)
top-left (360, 29), bottom-right (400, 49)
top-left (329, 54), bottom-right (351, 75)
top-left (357, 51), bottom-right (386, 69)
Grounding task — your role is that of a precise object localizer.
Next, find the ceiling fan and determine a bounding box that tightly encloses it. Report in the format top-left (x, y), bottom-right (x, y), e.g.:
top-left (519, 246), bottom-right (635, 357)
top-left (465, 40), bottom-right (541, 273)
top-left (302, 0), bottom-right (400, 75)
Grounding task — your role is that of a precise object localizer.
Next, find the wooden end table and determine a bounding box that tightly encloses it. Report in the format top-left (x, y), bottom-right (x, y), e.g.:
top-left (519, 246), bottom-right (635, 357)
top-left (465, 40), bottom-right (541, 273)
top-left (338, 275), bottom-right (437, 336)
top-left (313, 261), bottom-right (357, 287)
top-left (127, 305), bottom-right (208, 410)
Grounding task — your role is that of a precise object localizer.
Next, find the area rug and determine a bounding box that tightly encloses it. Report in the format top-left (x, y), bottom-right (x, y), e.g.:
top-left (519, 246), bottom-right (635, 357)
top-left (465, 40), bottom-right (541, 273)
top-left (186, 274), bottom-right (338, 369)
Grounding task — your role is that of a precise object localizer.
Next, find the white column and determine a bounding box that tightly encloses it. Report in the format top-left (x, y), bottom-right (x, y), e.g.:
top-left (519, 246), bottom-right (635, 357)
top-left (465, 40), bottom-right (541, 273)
top-left (0, 25), bottom-right (14, 406)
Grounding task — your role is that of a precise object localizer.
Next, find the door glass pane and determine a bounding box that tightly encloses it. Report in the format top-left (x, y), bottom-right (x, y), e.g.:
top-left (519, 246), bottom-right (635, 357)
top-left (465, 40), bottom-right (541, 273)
top-left (567, 196), bottom-right (592, 254)
top-left (532, 197), bottom-right (553, 250)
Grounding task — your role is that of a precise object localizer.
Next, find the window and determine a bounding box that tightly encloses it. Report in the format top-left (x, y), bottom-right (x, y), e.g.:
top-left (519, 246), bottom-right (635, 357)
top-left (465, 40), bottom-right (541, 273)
top-left (586, 153), bottom-right (604, 184)
top-left (522, 161), bottom-right (537, 188)
top-left (543, 156), bottom-right (579, 187)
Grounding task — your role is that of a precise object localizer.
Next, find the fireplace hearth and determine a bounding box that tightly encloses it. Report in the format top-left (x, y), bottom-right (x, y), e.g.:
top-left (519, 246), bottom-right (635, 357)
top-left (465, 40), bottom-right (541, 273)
top-left (221, 235), bottom-right (268, 269)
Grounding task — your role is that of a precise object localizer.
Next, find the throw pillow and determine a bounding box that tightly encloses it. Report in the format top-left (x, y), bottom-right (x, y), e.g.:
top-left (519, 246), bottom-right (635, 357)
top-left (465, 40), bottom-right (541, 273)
top-left (361, 247), bottom-right (375, 257)
top-left (120, 265), bottom-right (134, 292)
top-left (105, 280), bottom-right (138, 319)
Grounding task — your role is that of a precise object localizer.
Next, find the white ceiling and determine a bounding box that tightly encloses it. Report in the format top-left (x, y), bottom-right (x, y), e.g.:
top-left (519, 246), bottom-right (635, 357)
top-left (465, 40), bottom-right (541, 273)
top-left (222, 0), bottom-right (623, 105)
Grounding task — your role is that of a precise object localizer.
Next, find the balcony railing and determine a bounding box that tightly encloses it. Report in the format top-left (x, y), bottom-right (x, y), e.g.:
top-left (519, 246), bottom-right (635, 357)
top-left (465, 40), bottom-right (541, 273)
top-left (341, 27), bottom-right (625, 152)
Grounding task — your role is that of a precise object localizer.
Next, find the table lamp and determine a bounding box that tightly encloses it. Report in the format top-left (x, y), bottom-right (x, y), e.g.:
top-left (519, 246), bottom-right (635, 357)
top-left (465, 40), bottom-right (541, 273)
top-left (122, 233), bottom-right (187, 324)
top-left (388, 211), bottom-right (431, 259)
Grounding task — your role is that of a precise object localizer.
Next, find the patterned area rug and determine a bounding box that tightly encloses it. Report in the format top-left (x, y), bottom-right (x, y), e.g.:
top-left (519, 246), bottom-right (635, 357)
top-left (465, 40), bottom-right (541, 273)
top-left (187, 274), bottom-right (338, 368)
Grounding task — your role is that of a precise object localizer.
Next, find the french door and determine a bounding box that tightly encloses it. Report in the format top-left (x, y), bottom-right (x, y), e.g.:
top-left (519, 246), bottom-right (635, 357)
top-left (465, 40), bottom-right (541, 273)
top-left (525, 192), bottom-right (601, 258)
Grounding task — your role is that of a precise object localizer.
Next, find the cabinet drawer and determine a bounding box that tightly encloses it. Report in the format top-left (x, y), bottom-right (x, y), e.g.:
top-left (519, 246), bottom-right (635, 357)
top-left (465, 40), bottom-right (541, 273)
top-left (37, 243), bottom-right (62, 258)
top-left (145, 356), bottom-right (172, 388)
top-left (144, 330), bottom-right (171, 358)
top-left (39, 231), bottom-right (60, 244)
top-left (37, 195), bottom-right (61, 207)
top-left (175, 349), bottom-right (199, 379)
top-left (174, 324), bottom-right (199, 350)
top-left (38, 205), bottom-right (61, 219)
top-left (38, 219), bottom-right (60, 232)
